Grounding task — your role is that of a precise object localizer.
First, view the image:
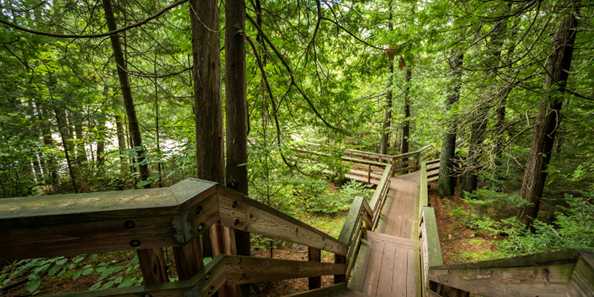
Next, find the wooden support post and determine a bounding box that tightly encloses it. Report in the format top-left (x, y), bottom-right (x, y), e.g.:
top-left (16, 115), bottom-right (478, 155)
top-left (334, 254), bottom-right (346, 284)
top-left (137, 248), bottom-right (168, 285)
top-left (308, 247), bottom-right (322, 289)
top-left (173, 238), bottom-right (204, 280)
top-left (210, 223), bottom-right (239, 297)
top-left (367, 165), bottom-right (372, 184)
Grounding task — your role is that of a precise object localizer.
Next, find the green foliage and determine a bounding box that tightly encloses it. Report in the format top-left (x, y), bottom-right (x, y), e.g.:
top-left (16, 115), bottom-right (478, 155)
top-left (297, 180), bottom-right (372, 215)
top-left (500, 196), bottom-right (594, 256)
top-left (0, 254), bottom-right (142, 295)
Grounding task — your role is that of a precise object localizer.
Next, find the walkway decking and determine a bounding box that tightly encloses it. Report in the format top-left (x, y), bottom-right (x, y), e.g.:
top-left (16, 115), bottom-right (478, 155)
top-left (352, 172), bottom-right (421, 297)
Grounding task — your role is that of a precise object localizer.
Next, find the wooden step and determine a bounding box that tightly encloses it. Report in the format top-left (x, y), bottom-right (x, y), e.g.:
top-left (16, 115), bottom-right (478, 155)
top-left (283, 284), bottom-right (369, 297)
top-left (366, 231), bottom-right (417, 249)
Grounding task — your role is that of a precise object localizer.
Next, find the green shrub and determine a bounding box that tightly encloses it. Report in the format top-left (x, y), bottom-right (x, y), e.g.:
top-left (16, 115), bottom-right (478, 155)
top-left (500, 196), bottom-right (594, 255)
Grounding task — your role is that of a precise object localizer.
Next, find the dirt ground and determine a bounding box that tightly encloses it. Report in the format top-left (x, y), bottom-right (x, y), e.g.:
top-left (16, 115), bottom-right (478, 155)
top-left (429, 185), bottom-right (499, 264)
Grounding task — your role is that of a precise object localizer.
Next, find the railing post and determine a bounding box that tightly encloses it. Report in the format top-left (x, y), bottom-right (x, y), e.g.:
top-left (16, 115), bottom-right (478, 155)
top-left (137, 248), bottom-right (169, 285)
top-left (308, 247), bottom-right (322, 289)
top-left (334, 253), bottom-right (346, 284)
top-left (368, 164), bottom-right (372, 184)
top-left (173, 238), bottom-right (204, 280)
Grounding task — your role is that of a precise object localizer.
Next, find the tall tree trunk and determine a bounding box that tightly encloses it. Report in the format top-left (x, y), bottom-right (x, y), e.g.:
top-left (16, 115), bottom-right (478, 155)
top-left (225, 0), bottom-right (250, 257)
top-left (379, 1), bottom-right (394, 154)
top-left (172, 1), bottom-right (233, 292)
top-left (438, 52), bottom-right (464, 196)
top-left (380, 55), bottom-right (394, 154)
top-left (463, 4), bottom-right (509, 193)
top-left (520, 0), bottom-right (580, 226)
top-left (102, 0), bottom-right (167, 285)
top-left (72, 110), bottom-right (88, 190)
top-left (401, 63), bottom-right (412, 155)
top-left (35, 100), bottom-right (60, 190)
top-left (225, 0), bottom-right (251, 295)
top-left (96, 84), bottom-right (108, 171)
top-left (102, 0), bottom-right (150, 187)
top-left (114, 111), bottom-right (128, 179)
top-left (153, 56), bottom-right (163, 187)
top-left (54, 106), bottom-right (78, 192)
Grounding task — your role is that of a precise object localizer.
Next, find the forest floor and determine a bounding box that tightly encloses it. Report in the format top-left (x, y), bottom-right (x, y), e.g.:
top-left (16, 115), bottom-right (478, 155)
top-left (429, 185), bottom-right (504, 264)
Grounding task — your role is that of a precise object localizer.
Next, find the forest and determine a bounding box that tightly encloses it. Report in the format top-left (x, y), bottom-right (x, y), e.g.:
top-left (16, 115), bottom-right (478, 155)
top-left (0, 0), bottom-right (593, 296)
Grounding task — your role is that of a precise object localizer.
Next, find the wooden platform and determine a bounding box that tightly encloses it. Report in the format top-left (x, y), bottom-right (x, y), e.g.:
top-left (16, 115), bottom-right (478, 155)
top-left (349, 173), bottom-right (421, 297)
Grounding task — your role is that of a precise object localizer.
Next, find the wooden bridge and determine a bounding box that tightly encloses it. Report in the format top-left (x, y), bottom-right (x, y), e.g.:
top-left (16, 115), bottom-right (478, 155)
top-left (1, 147), bottom-right (592, 297)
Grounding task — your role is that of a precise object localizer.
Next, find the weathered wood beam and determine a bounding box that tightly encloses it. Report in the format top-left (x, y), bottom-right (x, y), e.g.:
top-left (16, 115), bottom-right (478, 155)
top-left (0, 179), bottom-right (218, 260)
top-left (429, 262), bottom-right (575, 297)
top-left (217, 188), bottom-right (347, 255)
top-left (224, 256), bottom-right (345, 285)
top-left (570, 253), bottom-right (594, 297)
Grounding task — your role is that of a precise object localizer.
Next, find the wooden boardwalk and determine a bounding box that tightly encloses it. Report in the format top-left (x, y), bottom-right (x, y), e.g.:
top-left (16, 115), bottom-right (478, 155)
top-left (352, 172), bottom-right (421, 297)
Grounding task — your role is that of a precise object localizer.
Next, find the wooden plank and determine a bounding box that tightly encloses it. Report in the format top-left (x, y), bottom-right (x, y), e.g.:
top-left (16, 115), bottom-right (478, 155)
top-left (367, 231), bottom-right (416, 249)
top-left (0, 179), bottom-right (218, 260)
top-left (137, 248), bottom-right (168, 285)
top-left (173, 238), bottom-right (204, 280)
top-left (406, 248), bottom-right (418, 297)
top-left (430, 249), bottom-right (579, 270)
top-left (339, 197), bottom-right (366, 244)
top-left (283, 284), bottom-right (348, 297)
top-left (0, 178), bottom-right (216, 219)
top-left (348, 241), bottom-right (370, 292)
top-left (377, 241), bottom-right (396, 297)
top-left (429, 262), bottom-right (576, 297)
top-left (309, 247), bottom-right (322, 289)
top-left (364, 239), bottom-right (384, 296)
top-left (223, 256), bottom-right (346, 284)
top-left (393, 247), bottom-right (406, 297)
top-left (335, 254), bottom-right (347, 283)
top-left (569, 253), bottom-right (594, 297)
top-left (421, 207), bottom-right (443, 268)
top-left (369, 165), bottom-right (392, 211)
top-left (217, 188), bottom-right (347, 255)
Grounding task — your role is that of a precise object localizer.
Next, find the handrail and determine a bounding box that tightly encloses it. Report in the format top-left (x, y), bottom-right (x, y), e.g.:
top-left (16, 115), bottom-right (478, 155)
top-left (0, 180), bottom-right (346, 261)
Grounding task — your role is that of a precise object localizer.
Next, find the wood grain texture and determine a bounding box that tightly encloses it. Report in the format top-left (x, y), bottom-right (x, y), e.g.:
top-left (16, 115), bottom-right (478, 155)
top-left (0, 179), bottom-right (218, 260)
top-left (218, 188), bottom-right (347, 255)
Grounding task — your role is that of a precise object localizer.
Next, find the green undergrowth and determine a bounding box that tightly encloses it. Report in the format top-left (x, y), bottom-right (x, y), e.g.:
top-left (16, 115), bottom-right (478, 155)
top-left (449, 189), bottom-right (594, 262)
top-left (0, 253), bottom-right (143, 295)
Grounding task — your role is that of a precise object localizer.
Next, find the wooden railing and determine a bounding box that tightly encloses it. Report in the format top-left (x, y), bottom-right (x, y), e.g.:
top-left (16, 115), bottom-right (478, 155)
top-left (295, 144), bottom-right (433, 185)
top-left (417, 161), bottom-right (594, 297)
top-left (1, 146), bottom-right (445, 297)
top-left (0, 179), bottom-right (347, 297)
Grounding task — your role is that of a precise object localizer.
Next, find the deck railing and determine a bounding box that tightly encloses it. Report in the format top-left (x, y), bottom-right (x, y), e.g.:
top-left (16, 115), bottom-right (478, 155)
top-left (417, 161), bottom-right (594, 297)
top-left (1, 146), bottom-right (447, 297)
top-left (1, 179), bottom-right (347, 297)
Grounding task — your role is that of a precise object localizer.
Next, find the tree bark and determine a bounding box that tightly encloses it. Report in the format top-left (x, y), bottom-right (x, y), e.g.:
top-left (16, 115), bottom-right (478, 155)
top-left (102, 0), bottom-right (150, 187)
top-left (191, 0), bottom-right (224, 183)
top-left (102, 0), bottom-right (167, 285)
top-left (225, 0), bottom-right (251, 265)
top-left (114, 110), bottom-right (128, 179)
top-left (96, 84), bottom-right (109, 171)
top-left (54, 106), bottom-right (77, 192)
top-left (36, 100), bottom-right (59, 190)
top-left (438, 51), bottom-right (464, 197)
top-left (379, 0), bottom-right (394, 154)
top-left (401, 65), bottom-right (412, 155)
top-left (520, 0), bottom-right (580, 226)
